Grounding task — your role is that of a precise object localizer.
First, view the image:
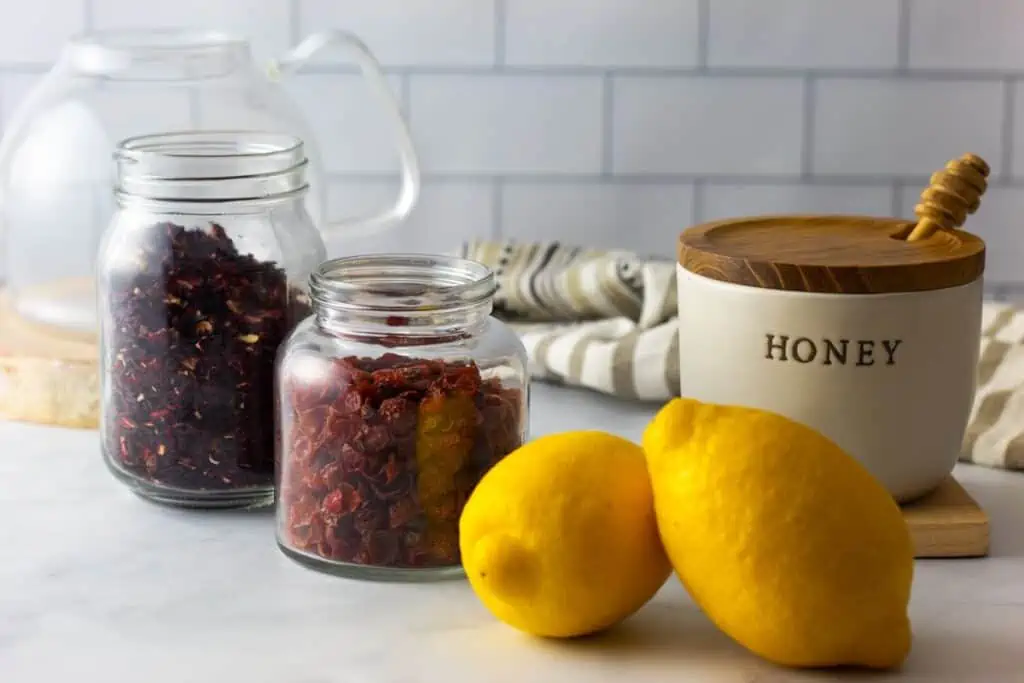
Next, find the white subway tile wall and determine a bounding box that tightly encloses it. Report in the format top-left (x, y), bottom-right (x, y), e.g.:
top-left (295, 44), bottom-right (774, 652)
top-left (501, 183), bottom-right (695, 256)
top-left (707, 0), bottom-right (900, 69)
top-left (700, 184), bottom-right (893, 223)
top-left (409, 75), bottom-right (604, 174)
top-left (326, 181), bottom-right (495, 256)
top-left (505, 0), bottom-right (699, 67)
top-left (284, 74), bottom-right (406, 173)
top-left (0, 0), bottom-right (84, 64)
top-left (1, 0), bottom-right (1023, 292)
top-left (299, 0), bottom-right (496, 67)
top-left (907, 1), bottom-right (1024, 71)
top-left (613, 76), bottom-right (805, 175)
top-left (812, 79), bottom-right (1004, 177)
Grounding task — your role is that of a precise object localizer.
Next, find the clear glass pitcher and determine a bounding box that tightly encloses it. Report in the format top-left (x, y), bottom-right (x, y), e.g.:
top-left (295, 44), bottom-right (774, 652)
top-left (0, 29), bottom-right (419, 336)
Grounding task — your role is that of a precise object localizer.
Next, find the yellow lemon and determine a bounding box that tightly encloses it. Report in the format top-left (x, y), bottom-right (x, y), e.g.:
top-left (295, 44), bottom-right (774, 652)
top-left (643, 398), bottom-right (914, 669)
top-left (460, 431), bottom-right (671, 638)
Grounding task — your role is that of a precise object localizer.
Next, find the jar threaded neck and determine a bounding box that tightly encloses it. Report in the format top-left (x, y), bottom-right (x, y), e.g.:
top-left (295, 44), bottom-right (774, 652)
top-left (114, 130), bottom-right (308, 205)
top-left (309, 254), bottom-right (497, 330)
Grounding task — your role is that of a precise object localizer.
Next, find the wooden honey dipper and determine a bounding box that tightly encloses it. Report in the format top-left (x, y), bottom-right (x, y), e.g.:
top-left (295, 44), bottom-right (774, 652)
top-left (905, 153), bottom-right (990, 242)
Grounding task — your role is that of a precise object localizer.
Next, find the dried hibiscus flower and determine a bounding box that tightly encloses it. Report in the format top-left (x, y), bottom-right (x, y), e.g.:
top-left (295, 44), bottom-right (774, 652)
top-left (101, 222), bottom-right (310, 502)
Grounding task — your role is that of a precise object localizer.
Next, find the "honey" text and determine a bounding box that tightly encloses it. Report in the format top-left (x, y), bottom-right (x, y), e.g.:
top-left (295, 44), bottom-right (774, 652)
top-left (764, 334), bottom-right (902, 366)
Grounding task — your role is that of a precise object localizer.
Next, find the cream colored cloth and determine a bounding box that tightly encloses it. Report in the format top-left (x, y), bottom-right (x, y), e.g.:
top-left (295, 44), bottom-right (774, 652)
top-left (459, 240), bottom-right (1023, 472)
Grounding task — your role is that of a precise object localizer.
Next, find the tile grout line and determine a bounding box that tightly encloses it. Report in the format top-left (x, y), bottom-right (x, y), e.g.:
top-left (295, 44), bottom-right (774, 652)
top-left (401, 74), bottom-right (412, 120)
top-left (289, 0), bottom-right (301, 46)
top-left (601, 73), bottom-right (614, 175)
top-left (494, 0), bottom-right (507, 68)
top-left (896, 0), bottom-right (911, 71)
top-left (999, 283), bottom-right (1024, 300)
top-left (891, 181), bottom-right (904, 218)
top-left (219, 62), bottom-right (1024, 80)
top-left (696, 0), bottom-right (710, 70)
top-left (801, 75), bottom-right (816, 178)
top-left (1002, 77), bottom-right (1016, 181)
top-left (492, 179), bottom-right (504, 239)
top-left (83, 0), bottom-right (95, 31)
top-left (691, 179), bottom-right (705, 224)
top-left (322, 171), bottom-right (1024, 186)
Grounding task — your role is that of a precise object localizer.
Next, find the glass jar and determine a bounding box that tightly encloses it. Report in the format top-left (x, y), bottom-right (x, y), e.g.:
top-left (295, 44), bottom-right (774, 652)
top-left (0, 28), bottom-right (418, 336)
top-left (98, 130), bottom-right (326, 508)
top-left (275, 255), bottom-right (530, 580)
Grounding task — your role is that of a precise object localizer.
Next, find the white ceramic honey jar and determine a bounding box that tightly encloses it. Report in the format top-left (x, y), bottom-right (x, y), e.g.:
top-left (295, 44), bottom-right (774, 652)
top-left (675, 213), bottom-right (985, 503)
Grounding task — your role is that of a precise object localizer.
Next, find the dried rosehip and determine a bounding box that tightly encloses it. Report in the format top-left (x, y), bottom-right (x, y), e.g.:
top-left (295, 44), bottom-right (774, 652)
top-left (277, 352), bottom-right (525, 574)
top-left (274, 255), bottom-right (529, 578)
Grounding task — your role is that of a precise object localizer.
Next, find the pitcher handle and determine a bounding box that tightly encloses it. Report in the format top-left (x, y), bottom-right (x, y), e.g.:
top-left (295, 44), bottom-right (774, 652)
top-left (268, 31), bottom-right (420, 237)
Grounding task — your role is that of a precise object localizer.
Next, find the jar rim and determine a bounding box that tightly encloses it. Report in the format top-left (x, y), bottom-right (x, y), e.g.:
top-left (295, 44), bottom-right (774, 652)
top-left (114, 130), bottom-right (308, 203)
top-left (310, 254), bottom-right (497, 314)
top-left (117, 130), bottom-right (304, 166)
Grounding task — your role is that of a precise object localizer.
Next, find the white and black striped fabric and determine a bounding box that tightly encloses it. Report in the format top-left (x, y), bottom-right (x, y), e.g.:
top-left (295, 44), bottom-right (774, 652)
top-left (460, 240), bottom-right (1024, 473)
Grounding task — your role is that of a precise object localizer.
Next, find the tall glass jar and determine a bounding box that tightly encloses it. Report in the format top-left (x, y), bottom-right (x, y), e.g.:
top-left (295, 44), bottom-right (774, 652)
top-left (98, 131), bottom-right (326, 508)
top-left (275, 255), bottom-right (530, 580)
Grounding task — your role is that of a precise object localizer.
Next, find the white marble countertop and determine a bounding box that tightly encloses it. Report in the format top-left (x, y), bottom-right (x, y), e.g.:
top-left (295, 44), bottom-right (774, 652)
top-left (2, 383), bottom-right (1023, 682)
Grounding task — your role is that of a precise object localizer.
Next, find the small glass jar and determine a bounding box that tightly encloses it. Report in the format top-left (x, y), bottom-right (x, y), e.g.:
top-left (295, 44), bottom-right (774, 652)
top-left (275, 255), bottom-right (529, 580)
top-left (98, 131), bottom-right (326, 508)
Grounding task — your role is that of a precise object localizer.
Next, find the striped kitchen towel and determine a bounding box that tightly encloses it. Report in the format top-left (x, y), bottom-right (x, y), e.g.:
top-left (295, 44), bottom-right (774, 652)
top-left (459, 239), bottom-right (1024, 472)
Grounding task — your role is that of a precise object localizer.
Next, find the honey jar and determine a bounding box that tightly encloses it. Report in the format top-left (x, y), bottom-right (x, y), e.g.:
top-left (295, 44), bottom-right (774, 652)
top-left (675, 156), bottom-right (989, 502)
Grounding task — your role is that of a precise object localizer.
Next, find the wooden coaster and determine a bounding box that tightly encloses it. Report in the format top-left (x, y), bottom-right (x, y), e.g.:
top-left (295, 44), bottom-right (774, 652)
top-left (0, 285), bottom-right (99, 429)
top-left (902, 476), bottom-right (989, 558)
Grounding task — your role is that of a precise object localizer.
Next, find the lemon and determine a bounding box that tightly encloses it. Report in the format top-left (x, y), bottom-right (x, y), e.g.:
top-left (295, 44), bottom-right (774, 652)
top-left (643, 398), bottom-right (914, 669)
top-left (460, 431), bottom-right (672, 638)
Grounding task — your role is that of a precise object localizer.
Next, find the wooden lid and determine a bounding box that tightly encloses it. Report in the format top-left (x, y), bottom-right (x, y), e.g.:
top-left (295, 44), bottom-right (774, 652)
top-left (677, 215), bottom-right (985, 294)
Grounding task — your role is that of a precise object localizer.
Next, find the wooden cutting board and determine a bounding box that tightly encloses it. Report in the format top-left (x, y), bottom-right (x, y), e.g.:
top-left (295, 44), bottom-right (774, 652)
top-left (902, 476), bottom-right (989, 558)
top-left (0, 285), bottom-right (99, 429)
